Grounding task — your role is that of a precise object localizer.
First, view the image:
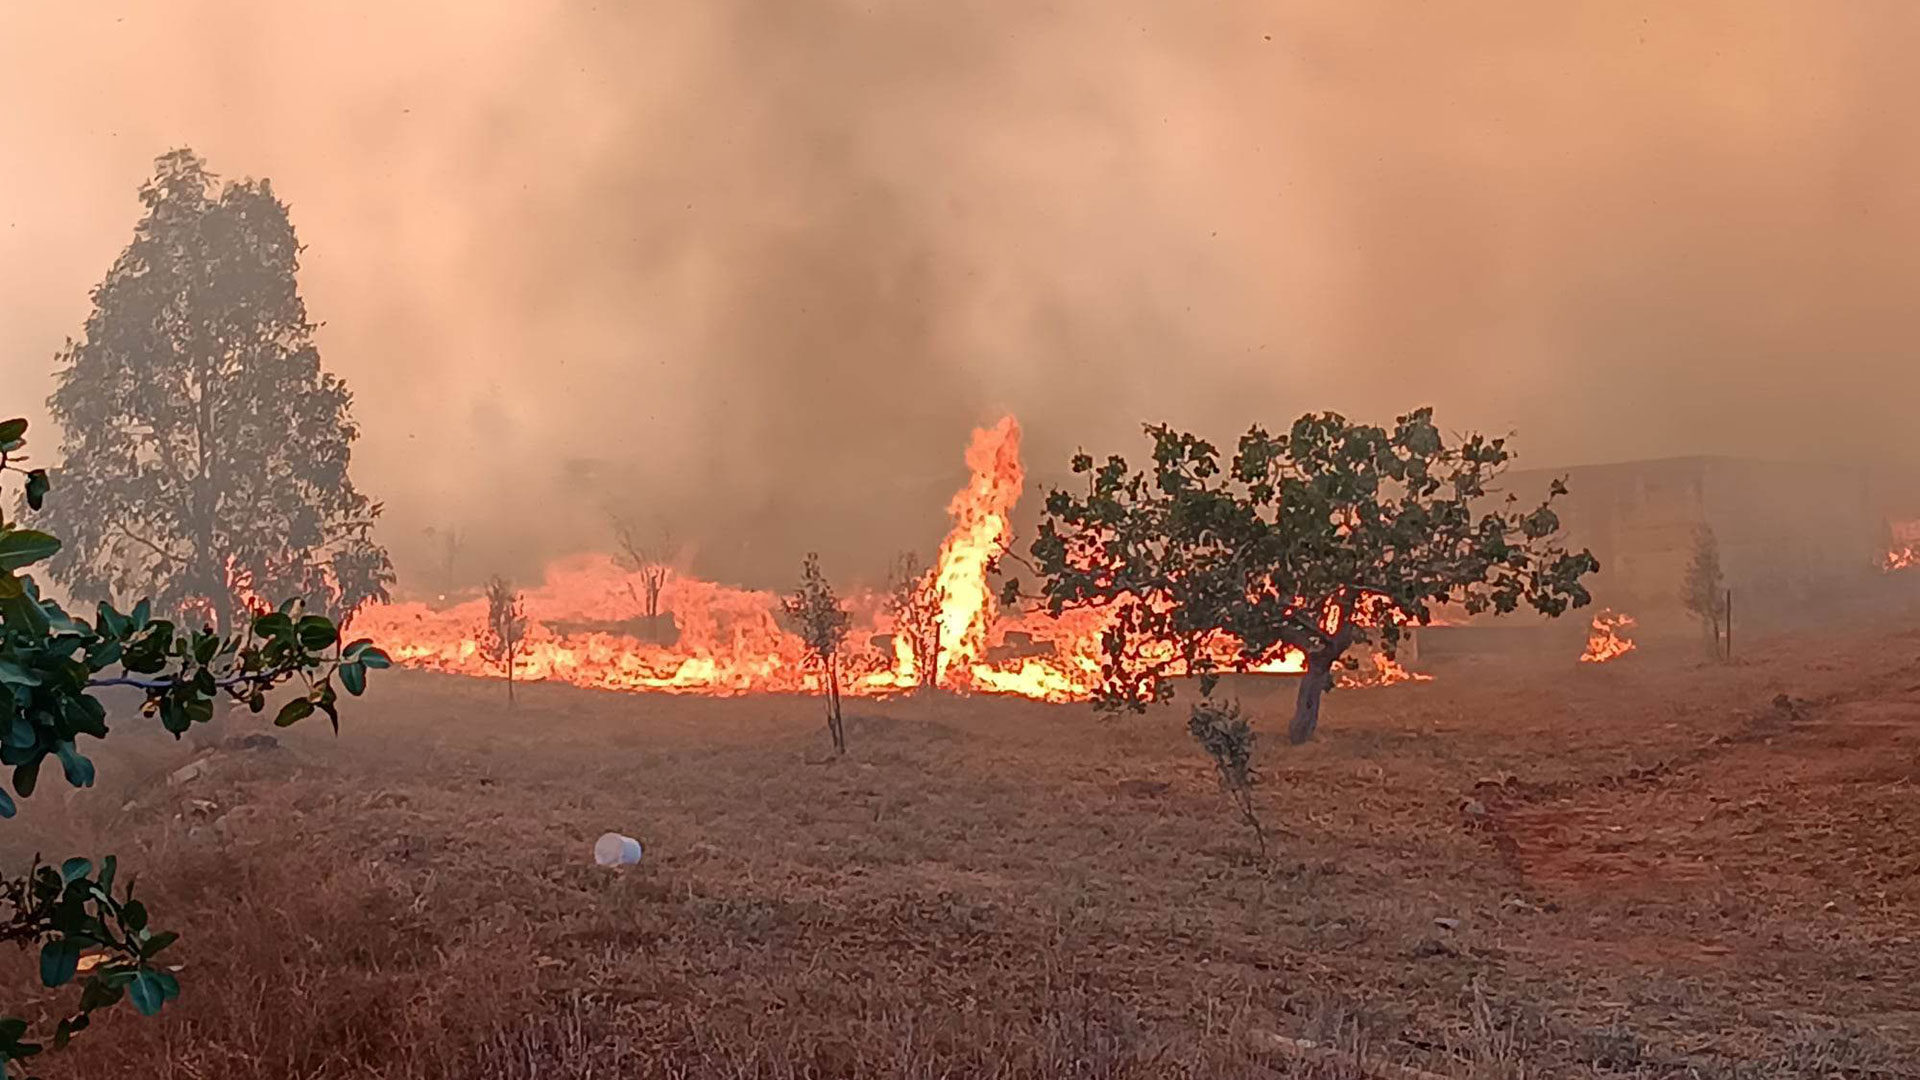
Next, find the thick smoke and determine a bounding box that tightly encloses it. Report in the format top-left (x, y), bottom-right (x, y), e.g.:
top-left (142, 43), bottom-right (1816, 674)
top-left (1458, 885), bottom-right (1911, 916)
top-left (0, 1), bottom-right (1914, 591)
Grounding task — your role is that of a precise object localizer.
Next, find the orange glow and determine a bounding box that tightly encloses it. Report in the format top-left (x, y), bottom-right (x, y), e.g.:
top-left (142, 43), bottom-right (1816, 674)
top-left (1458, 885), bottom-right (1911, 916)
top-left (1339, 651), bottom-right (1434, 687)
top-left (1579, 609), bottom-right (1637, 664)
top-left (931, 416), bottom-right (1022, 687)
top-left (1883, 520), bottom-right (1920, 571)
top-left (353, 417), bottom-right (1435, 701)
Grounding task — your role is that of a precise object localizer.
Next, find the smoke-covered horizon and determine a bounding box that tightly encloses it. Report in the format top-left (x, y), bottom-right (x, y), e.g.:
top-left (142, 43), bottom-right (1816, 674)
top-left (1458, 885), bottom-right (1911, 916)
top-left (1, 1), bottom-right (1915, 591)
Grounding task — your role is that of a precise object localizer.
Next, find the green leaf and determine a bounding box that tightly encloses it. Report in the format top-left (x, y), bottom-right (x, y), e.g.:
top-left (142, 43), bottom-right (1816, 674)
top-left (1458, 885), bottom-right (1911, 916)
top-left (95, 601), bottom-right (128, 639)
top-left (183, 696), bottom-right (213, 728)
top-left (39, 940), bottom-right (80, 988)
top-left (23, 470), bottom-right (48, 512)
top-left (339, 661), bottom-right (366, 697)
top-left (59, 857), bottom-right (91, 884)
top-left (97, 854), bottom-right (116, 894)
top-left (85, 637), bottom-right (123, 669)
top-left (252, 612), bottom-right (294, 641)
top-left (296, 615), bottom-right (338, 651)
top-left (0, 1017), bottom-right (26, 1045)
top-left (2, 590), bottom-right (51, 638)
top-left (130, 599), bottom-right (151, 629)
top-left (0, 659), bottom-right (43, 686)
top-left (128, 971), bottom-right (167, 1016)
top-left (12, 757), bottom-right (39, 799)
top-left (0, 530), bottom-right (61, 571)
top-left (77, 977), bottom-right (123, 1013)
top-left (0, 789), bottom-right (13, 818)
top-left (360, 646), bottom-right (392, 670)
top-left (158, 696), bottom-right (189, 736)
top-left (0, 419), bottom-right (26, 446)
top-left (54, 742), bottom-right (94, 788)
top-left (53, 1012), bottom-right (89, 1049)
top-left (61, 695), bottom-right (108, 738)
top-left (122, 898), bottom-right (147, 932)
top-left (139, 930), bottom-right (179, 959)
top-left (274, 698), bottom-right (314, 728)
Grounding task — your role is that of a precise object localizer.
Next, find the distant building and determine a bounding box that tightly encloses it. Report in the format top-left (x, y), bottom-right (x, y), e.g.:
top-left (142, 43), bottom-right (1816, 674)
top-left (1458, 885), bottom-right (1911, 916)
top-left (1500, 455), bottom-right (1902, 633)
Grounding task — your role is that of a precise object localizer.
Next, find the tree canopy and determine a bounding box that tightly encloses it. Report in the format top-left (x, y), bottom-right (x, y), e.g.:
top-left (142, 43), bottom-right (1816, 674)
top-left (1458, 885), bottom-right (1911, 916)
top-left (32, 149), bottom-right (391, 635)
top-left (1007, 407), bottom-right (1600, 742)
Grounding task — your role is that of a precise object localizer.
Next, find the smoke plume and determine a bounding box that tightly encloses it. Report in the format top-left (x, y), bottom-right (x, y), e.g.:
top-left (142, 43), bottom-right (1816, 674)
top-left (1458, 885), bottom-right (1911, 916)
top-left (0, 1), bottom-right (1913, 589)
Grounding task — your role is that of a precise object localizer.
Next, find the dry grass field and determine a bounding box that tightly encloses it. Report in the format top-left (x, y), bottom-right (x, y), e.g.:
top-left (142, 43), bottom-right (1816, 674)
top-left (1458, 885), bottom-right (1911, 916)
top-left (2, 625), bottom-right (1917, 1078)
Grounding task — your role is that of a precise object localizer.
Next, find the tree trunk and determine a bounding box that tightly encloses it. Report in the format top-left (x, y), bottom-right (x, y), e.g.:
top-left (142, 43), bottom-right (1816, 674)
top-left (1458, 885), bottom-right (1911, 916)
top-left (827, 658), bottom-right (845, 754)
top-left (1289, 653), bottom-right (1336, 745)
top-left (506, 641), bottom-right (516, 704)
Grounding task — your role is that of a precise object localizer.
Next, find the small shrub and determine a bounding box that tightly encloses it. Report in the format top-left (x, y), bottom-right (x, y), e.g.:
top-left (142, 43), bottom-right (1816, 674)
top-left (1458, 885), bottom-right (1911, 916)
top-left (1186, 697), bottom-right (1268, 858)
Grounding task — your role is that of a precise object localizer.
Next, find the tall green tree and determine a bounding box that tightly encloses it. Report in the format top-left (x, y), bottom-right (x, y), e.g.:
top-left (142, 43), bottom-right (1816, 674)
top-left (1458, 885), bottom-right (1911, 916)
top-left (33, 149), bottom-right (391, 635)
top-left (1008, 408), bottom-right (1600, 744)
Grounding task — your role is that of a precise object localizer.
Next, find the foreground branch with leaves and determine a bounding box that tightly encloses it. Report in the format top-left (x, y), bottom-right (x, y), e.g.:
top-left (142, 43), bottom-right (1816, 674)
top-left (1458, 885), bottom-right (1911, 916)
top-left (0, 418), bottom-right (389, 1076)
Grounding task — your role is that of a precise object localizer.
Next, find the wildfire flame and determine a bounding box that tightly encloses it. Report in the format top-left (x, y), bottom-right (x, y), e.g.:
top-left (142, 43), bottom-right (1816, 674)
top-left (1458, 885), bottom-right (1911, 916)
top-left (1883, 520), bottom-right (1920, 572)
top-left (1339, 651), bottom-right (1434, 688)
top-left (932, 416), bottom-right (1022, 686)
top-left (1579, 609), bottom-right (1637, 664)
top-left (353, 416), bottom-right (1434, 702)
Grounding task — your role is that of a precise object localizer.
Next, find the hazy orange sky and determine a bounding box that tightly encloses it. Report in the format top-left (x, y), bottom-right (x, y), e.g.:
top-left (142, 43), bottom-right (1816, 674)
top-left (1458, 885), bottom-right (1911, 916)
top-left (1, 2), bottom-right (1914, 587)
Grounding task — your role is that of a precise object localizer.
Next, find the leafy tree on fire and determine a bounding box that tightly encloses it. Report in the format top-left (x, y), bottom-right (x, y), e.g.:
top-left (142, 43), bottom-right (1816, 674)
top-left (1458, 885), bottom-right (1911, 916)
top-left (1007, 407), bottom-right (1600, 745)
top-left (885, 551), bottom-right (942, 692)
top-left (785, 553), bottom-right (850, 755)
top-left (1682, 526), bottom-right (1729, 659)
top-left (480, 575), bottom-right (526, 704)
top-left (31, 149), bottom-right (392, 637)
top-left (0, 417), bottom-right (389, 1076)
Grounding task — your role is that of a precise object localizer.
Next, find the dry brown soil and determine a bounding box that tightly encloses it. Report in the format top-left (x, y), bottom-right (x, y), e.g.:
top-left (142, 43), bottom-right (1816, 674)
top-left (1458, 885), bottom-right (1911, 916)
top-left (3, 625), bottom-right (1917, 1078)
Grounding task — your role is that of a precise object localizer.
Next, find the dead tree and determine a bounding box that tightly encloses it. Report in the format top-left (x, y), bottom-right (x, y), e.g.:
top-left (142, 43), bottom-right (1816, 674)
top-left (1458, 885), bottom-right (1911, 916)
top-left (424, 525), bottom-right (463, 596)
top-left (785, 553), bottom-right (851, 754)
top-left (611, 514), bottom-right (673, 624)
top-left (886, 550), bottom-right (944, 691)
top-left (480, 574), bottom-right (527, 703)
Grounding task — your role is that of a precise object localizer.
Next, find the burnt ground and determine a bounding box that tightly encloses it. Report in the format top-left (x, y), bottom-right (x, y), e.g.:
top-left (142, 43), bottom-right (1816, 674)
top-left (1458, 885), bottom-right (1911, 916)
top-left (2, 624), bottom-right (1917, 1078)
